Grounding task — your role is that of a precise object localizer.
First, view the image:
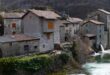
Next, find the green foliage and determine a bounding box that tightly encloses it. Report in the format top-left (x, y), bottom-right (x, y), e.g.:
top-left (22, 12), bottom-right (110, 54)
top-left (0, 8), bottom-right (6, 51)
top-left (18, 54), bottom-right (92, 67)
top-left (0, 57), bottom-right (18, 75)
top-left (58, 53), bottom-right (69, 64)
top-left (0, 54), bottom-right (69, 75)
top-left (17, 55), bottom-right (52, 73)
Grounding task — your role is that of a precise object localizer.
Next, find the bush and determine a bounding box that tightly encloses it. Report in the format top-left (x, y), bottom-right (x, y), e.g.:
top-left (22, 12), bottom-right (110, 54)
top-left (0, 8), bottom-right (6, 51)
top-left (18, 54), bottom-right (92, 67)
top-left (0, 57), bottom-right (18, 75)
top-left (0, 54), bottom-right (69, 75)
top-left (17, 55), bottom-right (52, 73)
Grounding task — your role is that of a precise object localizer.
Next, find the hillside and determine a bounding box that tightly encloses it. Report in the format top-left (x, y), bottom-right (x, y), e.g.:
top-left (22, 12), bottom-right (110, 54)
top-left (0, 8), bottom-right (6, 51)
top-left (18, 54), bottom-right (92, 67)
top-left (1, 0), bottom-right (110, 18)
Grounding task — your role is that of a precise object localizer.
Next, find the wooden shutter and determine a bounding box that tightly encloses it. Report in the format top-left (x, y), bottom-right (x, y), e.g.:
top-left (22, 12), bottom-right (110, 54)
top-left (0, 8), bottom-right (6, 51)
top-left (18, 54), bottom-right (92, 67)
top-left (12, 23), bottom-right (16, 28)
top-left (48, 21), bottom-right (54, 29)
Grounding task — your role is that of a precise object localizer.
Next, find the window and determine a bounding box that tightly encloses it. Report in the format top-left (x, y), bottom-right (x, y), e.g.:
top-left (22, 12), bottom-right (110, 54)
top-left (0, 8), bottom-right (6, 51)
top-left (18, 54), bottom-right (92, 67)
top-left (99, 35), bottom-right (101, 39)
top-left (65, 24), bottom-right (68, 27)
top-left (46, 33), bottom-right (51, 39)
top-left (104, 26), bottom-right (107, 31)
top-left (9, 43), bottom-right (12, 46)
top-left (48, 21), bottom-right (54, 29)
top-left (34, 46), bottom-right (38, 49)
top-left (12, 23), bottom-right (16, 28)
top-left (24, 45), bottom-right (29, 51)
top-left (100, 29), bottom-right (101, 33)
top-left (12, 31), bottom-right (16, 35)
top-left (43, 44), bottom-right (45, 48)
top-left (97, 14), bottom-right (100, 20)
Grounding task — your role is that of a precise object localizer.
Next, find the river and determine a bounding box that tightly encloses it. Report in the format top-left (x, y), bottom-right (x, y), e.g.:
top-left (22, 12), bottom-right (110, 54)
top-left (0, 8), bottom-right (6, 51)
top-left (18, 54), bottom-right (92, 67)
top-left (83, 54), bottom-right (110, 75)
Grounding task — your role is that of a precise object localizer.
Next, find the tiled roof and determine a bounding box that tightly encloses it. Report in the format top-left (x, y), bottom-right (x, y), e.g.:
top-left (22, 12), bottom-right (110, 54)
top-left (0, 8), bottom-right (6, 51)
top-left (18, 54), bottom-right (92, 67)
top-left (0, 34), bottom-right (39, 43)
top-left (82, 19), bottom-right (104, 25)
top-left (29, 9), bottom-right (61, 19)
top-left (60, 20), bottom-right (70, 24)
top-left (0, 12), bottom-right (25, 19)
top-left (98, 9), bottom-right (110, 15)
top-left (89, 20), bottom-right (104, 25)
top-left (67, 17), bottom-right (83, 23)
top-left (85, 34), bottom-right (96, 38)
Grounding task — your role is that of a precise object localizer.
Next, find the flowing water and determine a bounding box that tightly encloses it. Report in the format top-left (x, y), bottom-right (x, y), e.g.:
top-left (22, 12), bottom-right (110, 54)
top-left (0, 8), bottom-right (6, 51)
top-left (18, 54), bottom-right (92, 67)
top-left (83, 45), bottom-right (110, 75)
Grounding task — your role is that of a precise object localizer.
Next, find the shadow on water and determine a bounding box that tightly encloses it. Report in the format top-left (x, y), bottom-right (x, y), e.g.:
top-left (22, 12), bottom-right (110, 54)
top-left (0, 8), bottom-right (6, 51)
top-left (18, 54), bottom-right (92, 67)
top-left (95, 54), bottom-right (110, 63)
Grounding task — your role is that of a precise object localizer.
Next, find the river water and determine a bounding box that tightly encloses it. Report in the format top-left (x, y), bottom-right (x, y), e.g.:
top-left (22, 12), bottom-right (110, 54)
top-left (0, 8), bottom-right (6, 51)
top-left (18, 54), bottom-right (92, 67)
top-left (83, 54), bottom-right (110, 75)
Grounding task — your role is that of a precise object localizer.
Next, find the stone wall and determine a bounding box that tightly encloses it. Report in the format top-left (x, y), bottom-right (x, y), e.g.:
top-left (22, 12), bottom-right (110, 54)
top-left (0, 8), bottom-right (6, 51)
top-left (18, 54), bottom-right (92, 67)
top-left (0, 40), bottom-right (39, 57)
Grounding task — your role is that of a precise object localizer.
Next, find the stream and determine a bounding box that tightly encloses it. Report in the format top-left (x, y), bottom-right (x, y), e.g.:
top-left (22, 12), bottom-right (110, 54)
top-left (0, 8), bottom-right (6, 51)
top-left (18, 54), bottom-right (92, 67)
top-left (83, 45), bottom-right (110, 75)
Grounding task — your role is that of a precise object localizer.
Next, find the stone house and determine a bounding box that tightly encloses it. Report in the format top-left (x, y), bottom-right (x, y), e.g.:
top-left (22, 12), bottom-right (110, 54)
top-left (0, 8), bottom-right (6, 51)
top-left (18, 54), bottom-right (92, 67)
top-left (0, 12), bottom-right (24, 35)
top-left (22, 9), bottom-right (61, 52)
top-left (0, 34), bottom-right (39, 57)
top-left (81, 20), bottom-right (105, 48)
top-left (87, 9), bottom-right (110, 48)
top-left (64, 17), bottom-right (83, 41)
top-left (59, 20), bottom-right (68, 43)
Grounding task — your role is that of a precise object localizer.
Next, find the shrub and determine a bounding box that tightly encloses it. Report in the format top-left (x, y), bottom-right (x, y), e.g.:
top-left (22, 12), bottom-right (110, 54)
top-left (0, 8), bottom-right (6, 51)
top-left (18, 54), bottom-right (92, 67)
top-left (0, 54), bottom-right (69, 75)
top-left (0, 57), bottom-right (18, 75)
top-left (17, 55), bottom-right (52, 73)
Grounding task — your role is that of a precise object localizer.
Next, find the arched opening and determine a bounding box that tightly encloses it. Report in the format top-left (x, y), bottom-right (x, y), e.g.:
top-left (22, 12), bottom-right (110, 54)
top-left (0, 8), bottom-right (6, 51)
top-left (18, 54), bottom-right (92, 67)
top-left (0, 49), bottom-right (3, 58)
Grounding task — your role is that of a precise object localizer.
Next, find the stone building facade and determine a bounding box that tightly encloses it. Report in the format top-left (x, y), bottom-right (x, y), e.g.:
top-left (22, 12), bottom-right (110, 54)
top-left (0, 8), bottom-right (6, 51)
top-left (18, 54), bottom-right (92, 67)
top-left (22, 9), bottom-right (61, 52)
top-left (0, 34), bottom-right (39, 57)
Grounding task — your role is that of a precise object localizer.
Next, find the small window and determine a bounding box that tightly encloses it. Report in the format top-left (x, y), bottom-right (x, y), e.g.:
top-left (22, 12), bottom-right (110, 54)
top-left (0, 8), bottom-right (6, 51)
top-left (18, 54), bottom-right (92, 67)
top-left (24, 45), bottom-right (29, 51)
top-left (12, 31), bottom-right (16, 35)
top-left (99, 35), bottom-right (101, 39)
top-left (9, 43), bottom-right (12, 46)
top-left (12, 23), bottom-right (16, 28)
top-left (34, 46), bottom-right (38, 49)
top-left (65, 24), bottom-right (68, 27)
top-left (104, 27), bottom-right (107, 31)
top-left (100, 29), bottom-right (101, 33)
top-left (46, 33), bottom-right (51, 39)
top-left (43, 44), bottom-right (45, 48)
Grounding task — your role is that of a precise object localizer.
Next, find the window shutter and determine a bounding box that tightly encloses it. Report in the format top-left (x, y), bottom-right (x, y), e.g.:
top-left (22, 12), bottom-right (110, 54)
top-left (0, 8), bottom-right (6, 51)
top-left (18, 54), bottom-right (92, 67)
top-left (12, 23), bottom-right (16, 28)
top-left (48, 21), bottom-right (54, 29)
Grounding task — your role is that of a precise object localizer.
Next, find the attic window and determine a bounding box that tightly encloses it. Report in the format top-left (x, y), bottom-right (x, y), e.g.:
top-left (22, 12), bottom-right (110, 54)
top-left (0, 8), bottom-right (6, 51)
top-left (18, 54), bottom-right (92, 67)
top-left (48, 21), bottom-right (54, 29)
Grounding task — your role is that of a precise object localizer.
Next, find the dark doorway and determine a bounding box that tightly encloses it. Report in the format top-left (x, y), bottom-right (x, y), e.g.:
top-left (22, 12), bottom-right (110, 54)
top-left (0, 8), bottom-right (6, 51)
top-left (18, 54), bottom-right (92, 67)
top-left (0, 49), bottom-right (3, 58)
top-left (0, 15), bottom-right (4, 36)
